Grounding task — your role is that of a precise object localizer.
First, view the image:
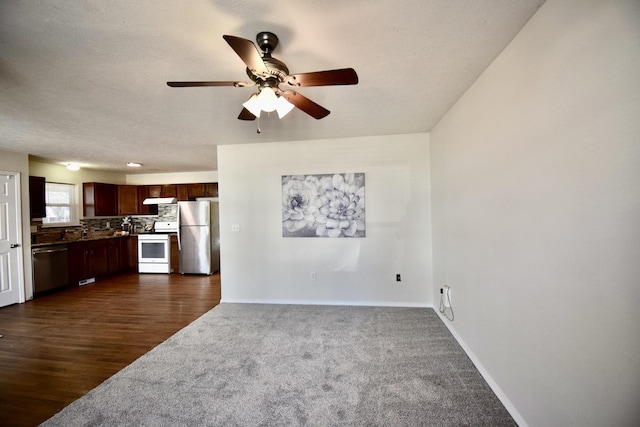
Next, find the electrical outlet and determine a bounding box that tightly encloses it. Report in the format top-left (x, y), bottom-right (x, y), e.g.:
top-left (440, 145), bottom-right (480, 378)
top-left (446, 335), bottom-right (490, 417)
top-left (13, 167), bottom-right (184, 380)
top-left (396, 274), bottom-right (401, 282)
top-left (310, 272), bottom-right (316, 281)
top-left (231, 224), bottom-right (240, 232)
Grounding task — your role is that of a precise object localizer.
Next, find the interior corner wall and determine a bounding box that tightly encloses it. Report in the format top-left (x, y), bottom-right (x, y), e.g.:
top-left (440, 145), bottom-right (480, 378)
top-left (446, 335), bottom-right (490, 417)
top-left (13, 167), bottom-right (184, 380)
top-left (217, 133), bottom-right (432, 307)
top-left (429, 1), bottom-right (640, 426)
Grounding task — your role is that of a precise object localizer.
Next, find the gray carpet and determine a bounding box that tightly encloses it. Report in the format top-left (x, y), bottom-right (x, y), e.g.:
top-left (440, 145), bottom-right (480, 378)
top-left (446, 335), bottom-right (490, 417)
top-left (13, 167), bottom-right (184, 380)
top-left (41, 303), bottom-right (516, 426)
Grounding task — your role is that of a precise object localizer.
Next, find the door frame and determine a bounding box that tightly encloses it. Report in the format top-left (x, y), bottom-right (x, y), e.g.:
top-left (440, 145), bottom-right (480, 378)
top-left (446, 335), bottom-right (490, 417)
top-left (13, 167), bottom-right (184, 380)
top-left (0, 171), bottom-right (25, 305)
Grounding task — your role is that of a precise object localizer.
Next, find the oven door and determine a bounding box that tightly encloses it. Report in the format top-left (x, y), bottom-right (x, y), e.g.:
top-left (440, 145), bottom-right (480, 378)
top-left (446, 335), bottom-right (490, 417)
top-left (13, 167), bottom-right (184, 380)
top-left (138, 236), bottom-right (170, 264)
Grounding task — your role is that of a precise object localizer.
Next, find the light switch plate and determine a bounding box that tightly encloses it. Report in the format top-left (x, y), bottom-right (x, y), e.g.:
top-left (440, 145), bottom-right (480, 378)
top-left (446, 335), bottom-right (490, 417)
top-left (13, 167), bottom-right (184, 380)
top-left (231, 224), bottom-right (240, 232)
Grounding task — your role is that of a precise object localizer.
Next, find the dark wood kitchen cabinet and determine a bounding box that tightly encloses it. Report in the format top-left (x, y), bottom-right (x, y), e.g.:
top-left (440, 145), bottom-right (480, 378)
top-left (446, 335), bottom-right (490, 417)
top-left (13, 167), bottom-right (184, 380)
top-left (29, 176), bottom-right (46, 219)
top-left (161, 184), bottom-right (177, 198)
top-left (68, 240), bottom-right (108, 282)
top-left (148, 185), bottom-right (162, 198)
top-left (117, 185), bottom-right (139, 215)
top-left (170, 235), bottom-right (179, 273)
top-left (68, 241), bottom-right (89, 284)
top-left (67, 237), bottom-right (130, 284)
top-left (185, 182), bottom-right (217, 199)
top-left (89, 240), bottom-right (110, 278)
top-left (83, 182), bottom-right (217, 217)
top-left (204, 183), bottom-right (218, 197)
top-left (128, 235), bottom-right (138, 272)
top-left (176, 184), bottom-right (188, 201)
top-left (187, 183), bottom-right (205, 199)
top-left (136, 186), bottom-right (158, 215)
top-left (83, 183), bottom-right (117, 217)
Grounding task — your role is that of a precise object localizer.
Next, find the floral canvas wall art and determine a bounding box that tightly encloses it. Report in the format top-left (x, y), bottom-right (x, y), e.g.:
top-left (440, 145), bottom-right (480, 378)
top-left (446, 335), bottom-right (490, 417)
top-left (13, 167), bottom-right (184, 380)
top-left (282, 173), bottom-right (365, 238)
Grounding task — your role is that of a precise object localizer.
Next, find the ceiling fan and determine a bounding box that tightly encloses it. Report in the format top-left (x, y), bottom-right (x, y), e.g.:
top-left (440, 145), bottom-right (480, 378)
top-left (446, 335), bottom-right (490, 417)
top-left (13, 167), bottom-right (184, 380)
top-left (167, 31), bottom-right (358, 122)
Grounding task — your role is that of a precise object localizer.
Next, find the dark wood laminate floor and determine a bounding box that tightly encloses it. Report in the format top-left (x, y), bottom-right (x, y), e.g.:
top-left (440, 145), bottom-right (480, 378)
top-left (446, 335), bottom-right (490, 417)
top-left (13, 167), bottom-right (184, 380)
top-left (0, 272), bottom-right (221, 427)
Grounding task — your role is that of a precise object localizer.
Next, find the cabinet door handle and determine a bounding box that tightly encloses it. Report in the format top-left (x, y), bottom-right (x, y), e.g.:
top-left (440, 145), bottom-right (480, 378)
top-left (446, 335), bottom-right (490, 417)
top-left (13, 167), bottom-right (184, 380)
top-left (11, 243), bottom-right (20, 248)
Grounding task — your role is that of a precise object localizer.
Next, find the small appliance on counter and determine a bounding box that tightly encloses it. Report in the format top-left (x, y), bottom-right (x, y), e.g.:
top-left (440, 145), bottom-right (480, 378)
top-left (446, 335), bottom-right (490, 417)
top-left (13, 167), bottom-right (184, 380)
top-left (121, 216), bottom-right (132, 235)
top-left (137, 221), bottom-right (177, 274)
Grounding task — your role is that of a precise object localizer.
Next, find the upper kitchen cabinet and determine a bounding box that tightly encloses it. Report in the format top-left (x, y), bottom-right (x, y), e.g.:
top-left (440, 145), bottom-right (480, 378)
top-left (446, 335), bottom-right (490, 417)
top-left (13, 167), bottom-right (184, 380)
top-left (185, 183), bottom-right (218, 200)
top-left (204, 183), bottom-right (218, 197)
top-left (137, 186), bottom-right (158, 215)
top-left (187, 183), bottom-right (205, 199)
top-left (29, 176), bottom-right (46, 219)
top-left (117, 185), bottom-right (138, 215)
top-left (161, 184), bottom-right (177, 198)
top-left (176, 184), bottom-right (188, 201)
top-left (147, 185), bottom-right (162, 198)
top-left (83, 183), bottom-right (117, 217)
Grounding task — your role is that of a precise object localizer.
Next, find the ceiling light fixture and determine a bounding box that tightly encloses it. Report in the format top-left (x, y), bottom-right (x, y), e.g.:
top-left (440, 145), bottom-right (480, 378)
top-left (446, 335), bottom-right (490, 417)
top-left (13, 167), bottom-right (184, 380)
top-left (66, 163), bottom-right (80, 171)
top-left (127, 162), bottom-right (142, 168)
top-left (243, 86), bottom-right (295, 119)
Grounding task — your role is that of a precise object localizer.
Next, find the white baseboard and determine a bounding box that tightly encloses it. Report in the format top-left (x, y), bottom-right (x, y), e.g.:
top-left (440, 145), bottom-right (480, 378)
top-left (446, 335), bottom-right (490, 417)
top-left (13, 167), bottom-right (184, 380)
top-left (435, 311), bottom-right (528, 427)
top-left (220, 298), bottom-right (431, 308)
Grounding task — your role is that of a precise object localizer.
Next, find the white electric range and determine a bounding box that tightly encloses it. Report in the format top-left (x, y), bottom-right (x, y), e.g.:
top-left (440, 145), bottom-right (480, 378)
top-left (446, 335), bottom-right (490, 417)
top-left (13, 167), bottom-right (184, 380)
top-left (137, 221), bottom-right (177, 273)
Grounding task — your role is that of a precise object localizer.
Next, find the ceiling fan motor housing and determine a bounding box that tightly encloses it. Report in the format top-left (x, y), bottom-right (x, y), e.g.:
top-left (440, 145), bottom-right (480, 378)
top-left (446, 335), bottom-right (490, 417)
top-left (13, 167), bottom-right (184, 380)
top-left (246, 56), bottom-right (289, 84)
top-left (256, 31), bottom-right (279, 53)
top-left (246, 32), bottom-right (289, 84)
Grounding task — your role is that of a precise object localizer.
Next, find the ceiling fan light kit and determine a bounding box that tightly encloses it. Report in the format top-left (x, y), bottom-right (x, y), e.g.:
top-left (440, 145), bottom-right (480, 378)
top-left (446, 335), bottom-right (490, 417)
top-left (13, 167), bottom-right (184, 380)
top-left (167, 31), bottom-right (358, 128)
top-left (242, 90), bottom-right (295, 119)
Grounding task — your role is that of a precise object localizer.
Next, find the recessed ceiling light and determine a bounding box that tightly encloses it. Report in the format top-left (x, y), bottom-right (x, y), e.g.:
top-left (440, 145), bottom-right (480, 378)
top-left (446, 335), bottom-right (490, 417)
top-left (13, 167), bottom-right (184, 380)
top-left (127, 162), bottom-right (142, 168)
top-left (66, 163), bottom-right (80, 171)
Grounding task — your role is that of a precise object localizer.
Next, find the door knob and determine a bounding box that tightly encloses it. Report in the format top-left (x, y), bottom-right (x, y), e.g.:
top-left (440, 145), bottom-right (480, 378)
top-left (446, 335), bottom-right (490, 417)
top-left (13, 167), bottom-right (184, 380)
top-left (10, 243), bottom-right (20, 248)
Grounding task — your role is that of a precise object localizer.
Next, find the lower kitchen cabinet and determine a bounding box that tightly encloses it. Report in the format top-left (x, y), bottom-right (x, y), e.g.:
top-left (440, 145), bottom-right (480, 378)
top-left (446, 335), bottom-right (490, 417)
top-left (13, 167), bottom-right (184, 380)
top-left (89, 240), bottom-right (110, 278)
top-left (128, 235), bottom-right (138, 273)
top-left (170, 235), bottom-right (179, 273)
top-left (67, 237), bottom-right (131, 284)
top-left (119, 238), bottom-right (130, 272)
top-left (68, 242), bottom-right (89, 285)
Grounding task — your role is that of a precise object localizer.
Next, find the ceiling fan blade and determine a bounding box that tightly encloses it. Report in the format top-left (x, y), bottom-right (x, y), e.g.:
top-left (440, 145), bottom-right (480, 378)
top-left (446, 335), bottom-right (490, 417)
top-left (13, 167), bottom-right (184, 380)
top-left (223, 35), bottom-right (269, 77)
top-left (238, 108), bottom-right (257, 121)
top-left (278, 90), bottom-right (330, 119)
top-left (284, 68), bottom-right (358, 87)
top-left (167, 81), bottom-right (253, 87)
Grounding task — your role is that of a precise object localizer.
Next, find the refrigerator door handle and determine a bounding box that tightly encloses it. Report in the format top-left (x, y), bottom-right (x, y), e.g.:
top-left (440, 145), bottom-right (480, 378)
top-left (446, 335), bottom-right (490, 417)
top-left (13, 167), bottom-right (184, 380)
top-left (177, 203), bottom-right (182, 251)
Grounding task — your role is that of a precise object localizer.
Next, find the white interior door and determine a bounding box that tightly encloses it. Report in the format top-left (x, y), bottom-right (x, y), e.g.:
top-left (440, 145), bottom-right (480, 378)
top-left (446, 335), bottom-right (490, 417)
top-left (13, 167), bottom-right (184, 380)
top-left (0, 172), bottom-right (23, 307)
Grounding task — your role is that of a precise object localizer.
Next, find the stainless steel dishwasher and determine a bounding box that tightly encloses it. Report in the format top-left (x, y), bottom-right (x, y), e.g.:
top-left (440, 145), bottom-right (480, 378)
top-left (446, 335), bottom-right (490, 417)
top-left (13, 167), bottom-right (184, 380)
top-left (32, 245), bottom-right (69, 295)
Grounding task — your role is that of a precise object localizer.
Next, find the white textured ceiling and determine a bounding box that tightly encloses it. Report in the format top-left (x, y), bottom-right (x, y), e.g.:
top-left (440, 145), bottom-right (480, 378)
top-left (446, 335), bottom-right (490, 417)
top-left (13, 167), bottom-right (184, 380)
top-left (0, 0), bottom-right (545, 174)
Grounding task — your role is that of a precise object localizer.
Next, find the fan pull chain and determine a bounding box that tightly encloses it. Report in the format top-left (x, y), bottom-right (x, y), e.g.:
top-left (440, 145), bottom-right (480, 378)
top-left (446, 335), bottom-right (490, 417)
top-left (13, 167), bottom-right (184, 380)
top-left (256, 115), bottom-right (261, 134)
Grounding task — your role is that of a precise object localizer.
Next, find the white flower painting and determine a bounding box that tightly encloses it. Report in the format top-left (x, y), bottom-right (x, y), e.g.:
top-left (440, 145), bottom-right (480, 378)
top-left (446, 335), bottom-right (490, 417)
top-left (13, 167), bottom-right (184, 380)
top-left (282, 173), bottom-right (365, 238)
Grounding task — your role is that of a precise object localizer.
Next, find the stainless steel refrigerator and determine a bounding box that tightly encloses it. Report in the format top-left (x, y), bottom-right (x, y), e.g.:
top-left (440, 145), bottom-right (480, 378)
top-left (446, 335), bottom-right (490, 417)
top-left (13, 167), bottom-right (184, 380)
top-left (178, 201), bottom-right (220, 274)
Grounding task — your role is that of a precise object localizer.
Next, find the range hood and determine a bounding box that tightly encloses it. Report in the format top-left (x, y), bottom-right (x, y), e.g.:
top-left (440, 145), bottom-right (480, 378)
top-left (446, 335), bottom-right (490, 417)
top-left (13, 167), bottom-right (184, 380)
top-left (142, 197), bottom-right (177, 205)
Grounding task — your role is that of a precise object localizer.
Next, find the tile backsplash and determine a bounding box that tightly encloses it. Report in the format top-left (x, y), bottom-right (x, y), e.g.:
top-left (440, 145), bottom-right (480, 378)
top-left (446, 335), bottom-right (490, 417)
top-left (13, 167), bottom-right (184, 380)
top-left (31, 204), bottom-right (178, 244)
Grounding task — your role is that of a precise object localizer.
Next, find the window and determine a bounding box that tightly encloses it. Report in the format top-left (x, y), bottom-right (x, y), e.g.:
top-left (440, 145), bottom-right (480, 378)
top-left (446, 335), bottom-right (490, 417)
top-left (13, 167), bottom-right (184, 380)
top-left (42, 182), bottom-right (78, 226)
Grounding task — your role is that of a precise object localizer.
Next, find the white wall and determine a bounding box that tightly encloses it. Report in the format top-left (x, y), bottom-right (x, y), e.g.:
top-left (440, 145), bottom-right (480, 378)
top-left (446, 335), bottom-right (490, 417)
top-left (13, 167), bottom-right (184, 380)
top-left (218, 133), bottom-right (432, 306)
top-left (29, 160), bottom-right (127, 186)
top-left (126, 170), bottom-right (217, 185)
top-left (430, 1), bottom-right (640, 426)
top-left (0, 150), bottom-right (31, 301)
